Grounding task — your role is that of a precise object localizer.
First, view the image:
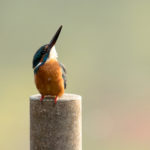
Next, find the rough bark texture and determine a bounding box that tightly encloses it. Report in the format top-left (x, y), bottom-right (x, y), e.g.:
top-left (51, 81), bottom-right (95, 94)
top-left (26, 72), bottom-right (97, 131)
top-left (30, 93), bottom-right (82, 150)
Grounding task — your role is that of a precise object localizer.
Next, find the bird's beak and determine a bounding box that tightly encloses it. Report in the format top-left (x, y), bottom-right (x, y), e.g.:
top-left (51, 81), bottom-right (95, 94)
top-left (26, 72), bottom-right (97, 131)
top-left (47, 25), bottom-right (63, 54)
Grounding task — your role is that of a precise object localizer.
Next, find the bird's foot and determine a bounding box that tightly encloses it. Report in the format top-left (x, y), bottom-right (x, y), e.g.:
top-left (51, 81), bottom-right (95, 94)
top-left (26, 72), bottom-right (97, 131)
top-left (40, 95), bottom-right (44, 102)
top-left (54, 96), bottom-right (58, 104)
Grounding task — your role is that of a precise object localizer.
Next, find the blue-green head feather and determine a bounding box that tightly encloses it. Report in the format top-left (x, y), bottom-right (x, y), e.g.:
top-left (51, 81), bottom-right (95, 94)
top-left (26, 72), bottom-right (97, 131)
top-left (32, 45), bottom-right (49, 74)
top-left (32, 45), bottom-right (46, 68)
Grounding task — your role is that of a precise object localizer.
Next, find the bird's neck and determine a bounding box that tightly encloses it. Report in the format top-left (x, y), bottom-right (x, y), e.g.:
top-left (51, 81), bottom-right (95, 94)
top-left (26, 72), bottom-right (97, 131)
top-left (34, 46), bottom-right (58, 74)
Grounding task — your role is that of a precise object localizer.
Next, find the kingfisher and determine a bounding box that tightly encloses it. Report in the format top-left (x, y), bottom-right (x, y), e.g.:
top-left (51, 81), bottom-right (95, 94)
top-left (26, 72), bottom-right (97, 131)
top-left (32, 25), bottom-right (66, 103)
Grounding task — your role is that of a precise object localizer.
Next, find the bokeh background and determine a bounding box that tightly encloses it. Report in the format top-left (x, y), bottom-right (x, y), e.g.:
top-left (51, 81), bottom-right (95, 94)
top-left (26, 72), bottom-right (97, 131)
top-left (1, 0), bottom-right (150, 150)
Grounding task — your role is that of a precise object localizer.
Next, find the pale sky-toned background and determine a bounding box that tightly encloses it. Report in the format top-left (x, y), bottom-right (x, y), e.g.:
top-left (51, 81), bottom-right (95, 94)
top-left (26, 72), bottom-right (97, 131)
top-left (1, 0), bottom-right (150, 150)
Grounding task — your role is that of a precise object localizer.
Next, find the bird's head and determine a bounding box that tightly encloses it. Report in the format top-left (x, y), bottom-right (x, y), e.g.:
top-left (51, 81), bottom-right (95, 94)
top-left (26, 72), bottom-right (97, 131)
top-left (32, 25), bottom-right (62, 73)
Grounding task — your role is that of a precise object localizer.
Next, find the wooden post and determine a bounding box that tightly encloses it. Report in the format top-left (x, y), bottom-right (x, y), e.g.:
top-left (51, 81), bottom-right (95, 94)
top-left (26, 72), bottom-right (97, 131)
top-left (30, 93), bottom-right (82, 150)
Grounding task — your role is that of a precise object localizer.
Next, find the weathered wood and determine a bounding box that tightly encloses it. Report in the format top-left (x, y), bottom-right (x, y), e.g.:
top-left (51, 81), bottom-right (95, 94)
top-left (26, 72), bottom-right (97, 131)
top-left (30, 93), bottom-right (82, 150)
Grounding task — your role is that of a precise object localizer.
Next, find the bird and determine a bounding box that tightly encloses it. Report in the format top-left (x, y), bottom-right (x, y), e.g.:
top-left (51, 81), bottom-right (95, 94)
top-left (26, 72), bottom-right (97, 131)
top-left (32, 25), bottom-right (66, 104)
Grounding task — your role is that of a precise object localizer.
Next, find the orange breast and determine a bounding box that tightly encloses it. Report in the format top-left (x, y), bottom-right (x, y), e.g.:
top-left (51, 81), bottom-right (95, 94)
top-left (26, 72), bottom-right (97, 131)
top-left (34, 59), bottom-right (64, 97)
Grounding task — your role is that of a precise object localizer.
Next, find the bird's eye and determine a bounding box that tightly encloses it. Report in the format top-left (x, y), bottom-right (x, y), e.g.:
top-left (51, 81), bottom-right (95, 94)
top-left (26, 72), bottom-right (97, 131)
top-left (41, 49), bottom-right (46, 54)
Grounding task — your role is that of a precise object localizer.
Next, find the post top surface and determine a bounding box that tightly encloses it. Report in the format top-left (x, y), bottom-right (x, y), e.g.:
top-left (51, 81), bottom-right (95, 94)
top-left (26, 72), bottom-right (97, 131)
top-left (30, 93), bottom-right (82, 101)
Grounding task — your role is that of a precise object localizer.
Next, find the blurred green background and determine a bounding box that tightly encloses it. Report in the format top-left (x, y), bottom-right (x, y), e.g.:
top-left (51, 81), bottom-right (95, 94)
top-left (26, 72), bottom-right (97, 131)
top-left (1, 0), bottom-right (150, 150)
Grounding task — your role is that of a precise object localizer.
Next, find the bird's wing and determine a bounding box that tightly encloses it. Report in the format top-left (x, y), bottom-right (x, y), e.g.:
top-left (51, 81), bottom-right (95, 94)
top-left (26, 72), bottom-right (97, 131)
top-left (59, 62), bottom-right (67, 89)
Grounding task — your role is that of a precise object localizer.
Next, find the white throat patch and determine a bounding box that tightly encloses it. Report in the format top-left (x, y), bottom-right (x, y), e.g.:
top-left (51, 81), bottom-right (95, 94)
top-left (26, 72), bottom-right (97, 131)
top-left (49, 46), bottom-right (58, 59)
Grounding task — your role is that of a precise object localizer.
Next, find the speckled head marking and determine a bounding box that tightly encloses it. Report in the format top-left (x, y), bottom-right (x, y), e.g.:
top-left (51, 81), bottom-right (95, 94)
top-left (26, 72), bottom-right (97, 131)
top-left (32, 25), bottom-right (62, 74)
